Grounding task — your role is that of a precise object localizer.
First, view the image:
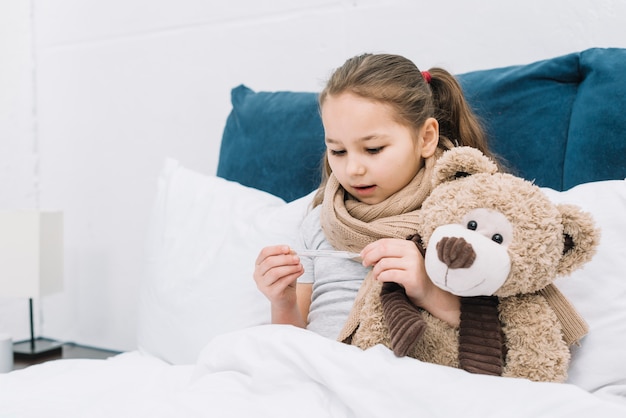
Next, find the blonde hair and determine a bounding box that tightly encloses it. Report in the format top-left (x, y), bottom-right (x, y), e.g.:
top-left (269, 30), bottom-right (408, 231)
top-left (312, 53), bottom-right (496, 207)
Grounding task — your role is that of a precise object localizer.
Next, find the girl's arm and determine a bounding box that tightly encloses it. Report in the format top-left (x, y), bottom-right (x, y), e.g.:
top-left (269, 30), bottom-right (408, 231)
top-left (297, 283), bottom-right (312, 325)
top-left (269, 282), bottom-right (311, 328)
top-left (411, 283), bottom-right (460, 327)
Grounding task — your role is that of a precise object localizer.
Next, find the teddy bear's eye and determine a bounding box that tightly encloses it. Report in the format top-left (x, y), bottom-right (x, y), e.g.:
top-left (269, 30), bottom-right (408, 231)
top-left (467, 220), bottom-right (478, 230)
top-left (491, 234), bottom-right (504, 244)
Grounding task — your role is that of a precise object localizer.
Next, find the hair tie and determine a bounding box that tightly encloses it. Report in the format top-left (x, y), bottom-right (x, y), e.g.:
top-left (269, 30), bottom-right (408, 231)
top-left (421, 71), bottom-right (432, 84)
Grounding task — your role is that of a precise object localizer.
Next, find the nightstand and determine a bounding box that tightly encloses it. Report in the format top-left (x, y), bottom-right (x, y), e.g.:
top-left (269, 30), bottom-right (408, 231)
top-left (12, 343), bottom-right (122, 370)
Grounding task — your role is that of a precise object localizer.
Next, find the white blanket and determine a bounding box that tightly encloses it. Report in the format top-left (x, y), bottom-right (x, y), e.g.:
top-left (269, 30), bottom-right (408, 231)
top-left (2, 325), bottom-right (625, 417)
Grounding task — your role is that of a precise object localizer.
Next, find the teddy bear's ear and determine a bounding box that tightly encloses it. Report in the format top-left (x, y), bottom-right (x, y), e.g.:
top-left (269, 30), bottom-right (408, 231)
top-left (556, 203), bottom-right (600, 276)
top-left (432, 146), bottom-right (498, 188)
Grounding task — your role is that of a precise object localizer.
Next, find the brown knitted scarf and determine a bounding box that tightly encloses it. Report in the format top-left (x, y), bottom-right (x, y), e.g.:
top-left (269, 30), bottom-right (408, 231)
top-left (320, 154), bottom-right (438, 254)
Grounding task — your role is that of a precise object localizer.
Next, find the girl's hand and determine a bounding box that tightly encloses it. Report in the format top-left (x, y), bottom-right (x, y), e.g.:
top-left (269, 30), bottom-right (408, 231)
top-left (253, 245), bottom-right (305, 325)
top-left (360, 238), bottom-right (428, 300)
top-left (361, 238), bottom-right (460, 327)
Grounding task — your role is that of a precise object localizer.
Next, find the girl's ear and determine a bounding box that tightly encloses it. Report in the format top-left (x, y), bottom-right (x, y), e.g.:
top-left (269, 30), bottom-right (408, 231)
top-left (420, 117), bottom-right (439, 158)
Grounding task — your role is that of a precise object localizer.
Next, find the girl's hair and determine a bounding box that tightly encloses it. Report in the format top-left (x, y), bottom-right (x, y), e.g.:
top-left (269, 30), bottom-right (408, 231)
top-left (312, 53), bottom-right (497, 207)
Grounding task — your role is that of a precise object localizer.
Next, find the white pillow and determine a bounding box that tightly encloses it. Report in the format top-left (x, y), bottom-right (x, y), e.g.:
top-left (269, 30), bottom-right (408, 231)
top-left (137, 159), bottom-right (313, 364)
top-left (542, 180), bottom-right (626, 392)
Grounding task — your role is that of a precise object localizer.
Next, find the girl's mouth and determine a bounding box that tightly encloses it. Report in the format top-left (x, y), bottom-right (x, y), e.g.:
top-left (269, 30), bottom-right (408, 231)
top-left (352, 185), bottom-right (377, 196)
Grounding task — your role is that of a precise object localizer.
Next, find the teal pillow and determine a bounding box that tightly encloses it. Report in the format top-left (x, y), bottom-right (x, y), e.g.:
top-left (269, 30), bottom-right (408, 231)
top-left (218, 48), bottom-right (626, 199)
top-left (217, 85), bottom-right (325, 202)
top-left (457, 53), bottom-right (579, 190)
top-left (564, 48), bottom-right (626, 189)
top-left (458, 47), bottom-right (626, 190)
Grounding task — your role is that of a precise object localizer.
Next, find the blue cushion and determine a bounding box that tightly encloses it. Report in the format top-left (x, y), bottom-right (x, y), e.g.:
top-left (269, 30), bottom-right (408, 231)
top-left (218, 48), bottom-right (626, 199)
top-left (217, 85), bottom-right (325, 202)
top-left (457, 47), bottom-right (626, 190)
top-left (565, 48), bottom-right (626, 189)
top-left (456, 54), bottom-right (579, 190)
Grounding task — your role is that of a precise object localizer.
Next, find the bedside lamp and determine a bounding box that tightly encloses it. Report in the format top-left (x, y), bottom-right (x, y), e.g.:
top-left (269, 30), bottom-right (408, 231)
top-left (0, 211), bottom-right (64, 358)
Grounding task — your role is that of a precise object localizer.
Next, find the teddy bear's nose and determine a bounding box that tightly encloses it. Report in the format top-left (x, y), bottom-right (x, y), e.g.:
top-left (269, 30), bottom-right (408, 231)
top-left (436, 236), bottom-right (476, 269)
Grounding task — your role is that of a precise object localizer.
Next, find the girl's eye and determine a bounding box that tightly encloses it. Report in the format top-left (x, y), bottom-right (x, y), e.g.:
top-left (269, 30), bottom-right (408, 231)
top-left (366, 147), bottom-right (384, 154)
top-left (329, 149), bottom-right (346, 156)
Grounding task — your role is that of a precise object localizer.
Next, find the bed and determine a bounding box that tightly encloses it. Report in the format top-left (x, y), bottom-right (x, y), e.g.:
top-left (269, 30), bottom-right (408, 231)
top-left (1, 48), bottom-right (626, 417)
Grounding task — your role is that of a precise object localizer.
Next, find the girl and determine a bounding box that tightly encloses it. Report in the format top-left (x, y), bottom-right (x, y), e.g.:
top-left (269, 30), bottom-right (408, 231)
top-left (253, 53), bottom-right (497, 340)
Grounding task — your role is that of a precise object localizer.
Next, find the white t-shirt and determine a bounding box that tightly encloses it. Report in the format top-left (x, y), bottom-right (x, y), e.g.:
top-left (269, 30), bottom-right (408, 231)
top-left (297, 206), bottom-right (370, 340)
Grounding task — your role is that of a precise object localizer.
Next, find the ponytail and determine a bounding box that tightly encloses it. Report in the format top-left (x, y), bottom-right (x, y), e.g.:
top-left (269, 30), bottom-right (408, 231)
top-left (427, 67), bottom-right (498, 164)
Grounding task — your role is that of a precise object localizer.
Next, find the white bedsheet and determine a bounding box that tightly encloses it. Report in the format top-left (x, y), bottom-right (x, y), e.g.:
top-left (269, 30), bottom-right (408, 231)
top-left (1, 325), bottom-right (625, 417)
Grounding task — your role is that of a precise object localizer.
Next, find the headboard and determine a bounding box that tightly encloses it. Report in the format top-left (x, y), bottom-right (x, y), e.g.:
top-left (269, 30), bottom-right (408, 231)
top-left (217, 48), bottom-right (626, 201)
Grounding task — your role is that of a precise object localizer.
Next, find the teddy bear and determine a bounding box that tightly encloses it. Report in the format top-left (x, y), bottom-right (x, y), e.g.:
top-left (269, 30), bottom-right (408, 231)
top-left (338, 146), bottom-right (599, 383)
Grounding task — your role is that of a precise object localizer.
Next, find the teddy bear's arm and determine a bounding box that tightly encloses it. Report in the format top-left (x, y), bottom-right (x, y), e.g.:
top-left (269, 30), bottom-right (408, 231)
top-left (381, 282), bottom-right (427, 357)
top-left (499, 293), bottom-right (570, 383)
top-left (375, 234), bottom-right (428, 357)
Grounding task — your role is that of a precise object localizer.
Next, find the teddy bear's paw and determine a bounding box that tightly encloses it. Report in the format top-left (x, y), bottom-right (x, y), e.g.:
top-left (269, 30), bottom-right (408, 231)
top-left (381, 282), bottom-right (427, 357)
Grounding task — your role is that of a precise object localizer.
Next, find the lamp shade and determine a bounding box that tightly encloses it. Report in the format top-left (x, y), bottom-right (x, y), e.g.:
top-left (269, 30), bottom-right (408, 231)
top-left (0, 211), bottom-right (63, 298)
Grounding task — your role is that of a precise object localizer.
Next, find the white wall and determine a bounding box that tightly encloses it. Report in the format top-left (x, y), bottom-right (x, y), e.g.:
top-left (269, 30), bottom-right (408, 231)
top-left (0, 0), bottom-right (37, 341)
top-left (1, 0), bottom-right (625, 351)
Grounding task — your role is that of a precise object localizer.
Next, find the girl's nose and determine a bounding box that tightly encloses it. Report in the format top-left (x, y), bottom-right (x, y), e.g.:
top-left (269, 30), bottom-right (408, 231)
top-left (346, 156), bottom-right (366, 176)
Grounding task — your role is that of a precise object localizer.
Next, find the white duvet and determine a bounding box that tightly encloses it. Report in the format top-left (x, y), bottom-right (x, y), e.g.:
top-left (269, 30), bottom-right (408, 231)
top-left (1, 325), bottom-right (625, 418)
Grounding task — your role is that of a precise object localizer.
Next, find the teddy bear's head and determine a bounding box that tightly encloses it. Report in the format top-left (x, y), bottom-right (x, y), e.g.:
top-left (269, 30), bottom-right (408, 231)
top-left (420, 147), bottom-right (599, 298)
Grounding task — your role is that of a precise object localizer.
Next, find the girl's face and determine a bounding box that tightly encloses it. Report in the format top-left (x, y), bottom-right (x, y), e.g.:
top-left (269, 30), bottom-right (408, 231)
top-left (321, 92), bottom-right (438, 204)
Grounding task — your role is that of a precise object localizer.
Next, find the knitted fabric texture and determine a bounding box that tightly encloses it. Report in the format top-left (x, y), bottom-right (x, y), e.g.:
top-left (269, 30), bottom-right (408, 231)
top-left (539, 285), bottom-right (588, 345)
top-left (320, 154), bottom-right (438, 254)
